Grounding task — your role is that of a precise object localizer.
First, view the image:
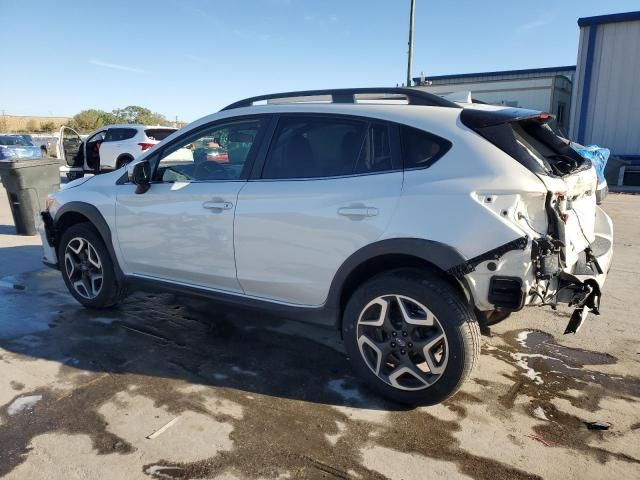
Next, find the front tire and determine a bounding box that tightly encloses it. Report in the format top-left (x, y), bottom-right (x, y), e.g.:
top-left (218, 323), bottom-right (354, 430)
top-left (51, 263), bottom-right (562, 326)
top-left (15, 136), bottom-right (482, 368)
top-left (342, 269), bottom-right (480, 405)
top-left (58, 223), bottom-right (126, 309)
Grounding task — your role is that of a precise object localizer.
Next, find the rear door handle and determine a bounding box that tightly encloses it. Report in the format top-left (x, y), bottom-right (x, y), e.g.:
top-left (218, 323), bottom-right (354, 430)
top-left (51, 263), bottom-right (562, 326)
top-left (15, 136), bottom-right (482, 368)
top-left (202, 201), bottom-right (234, 210)
top-left (338, 206), bottom-right (379, 218)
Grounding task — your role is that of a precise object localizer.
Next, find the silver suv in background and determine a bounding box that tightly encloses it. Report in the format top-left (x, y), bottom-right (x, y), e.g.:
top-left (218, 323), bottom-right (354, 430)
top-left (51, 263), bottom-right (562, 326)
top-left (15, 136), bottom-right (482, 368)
top-left (58, 124), bottom-right (176, 179)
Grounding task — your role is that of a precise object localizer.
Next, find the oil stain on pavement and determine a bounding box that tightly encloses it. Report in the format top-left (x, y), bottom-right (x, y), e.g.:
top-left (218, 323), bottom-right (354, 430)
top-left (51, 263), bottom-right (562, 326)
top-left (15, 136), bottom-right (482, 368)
top-left (0, 269), bottom-right (639, 479)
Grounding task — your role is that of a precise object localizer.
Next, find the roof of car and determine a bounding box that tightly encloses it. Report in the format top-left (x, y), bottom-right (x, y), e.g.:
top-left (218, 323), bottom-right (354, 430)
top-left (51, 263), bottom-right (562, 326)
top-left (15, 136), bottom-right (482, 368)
top-left (100, 124), bottom-right (176, 129)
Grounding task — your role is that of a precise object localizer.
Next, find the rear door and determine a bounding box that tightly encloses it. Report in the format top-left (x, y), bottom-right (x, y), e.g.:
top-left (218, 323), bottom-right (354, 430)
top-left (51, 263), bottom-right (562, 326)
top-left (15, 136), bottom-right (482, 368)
top-left (234, 114), bottom-right (403, 306)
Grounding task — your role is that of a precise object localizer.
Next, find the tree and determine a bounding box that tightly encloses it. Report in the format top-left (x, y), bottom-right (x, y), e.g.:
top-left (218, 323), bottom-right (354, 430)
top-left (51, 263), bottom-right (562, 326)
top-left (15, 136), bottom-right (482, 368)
top-left (69, 109), bottom-right (116, 132)
top-left (112, 105), bottom-right (168, 125)
top-left (40, 121), bottom-right (56, 133)
top-left (25, 119), bottom-right (38, 132)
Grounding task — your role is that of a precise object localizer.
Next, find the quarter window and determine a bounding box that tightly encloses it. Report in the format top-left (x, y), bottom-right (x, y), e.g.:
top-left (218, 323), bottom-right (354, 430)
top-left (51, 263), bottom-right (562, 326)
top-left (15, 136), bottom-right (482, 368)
top-left (400, 125), bottom-right (451, 169)
top-left (153, 119), bottom-right (262, 182)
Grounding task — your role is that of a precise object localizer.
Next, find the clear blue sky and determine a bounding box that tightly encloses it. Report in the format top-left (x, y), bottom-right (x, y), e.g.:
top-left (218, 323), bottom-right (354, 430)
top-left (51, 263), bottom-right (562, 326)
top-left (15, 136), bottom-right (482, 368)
top-left (1, 0), bottom-right (638, 122)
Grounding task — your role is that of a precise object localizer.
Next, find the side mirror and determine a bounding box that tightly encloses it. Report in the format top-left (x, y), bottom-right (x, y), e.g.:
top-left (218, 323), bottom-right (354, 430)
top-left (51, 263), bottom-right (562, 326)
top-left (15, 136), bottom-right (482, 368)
top-left (128, 160), bottom-right (151, 194)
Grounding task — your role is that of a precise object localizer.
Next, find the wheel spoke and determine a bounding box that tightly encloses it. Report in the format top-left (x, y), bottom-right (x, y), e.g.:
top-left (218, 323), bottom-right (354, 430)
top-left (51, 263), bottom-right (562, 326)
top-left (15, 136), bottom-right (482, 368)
top-left (357, 332), bottom-right (391, 376)
top-left (64, 253), bottom-right (78, 279)
top-left (358, 297), bottom-right (389, 327)
top-left (387, 361), bottom-right (430, 389)
top-left (396, 295), bottom-right (434, 326)
top-left (89, 273), bottom-right (103, 297)
top-left (73, 279), bottom-right (90, 298)
top-left (415, 331), bottom-right (447, 375)
top-left (87, 245), bottom-right (102, 269)
top-left (68, 238), bottom-right (84, 255)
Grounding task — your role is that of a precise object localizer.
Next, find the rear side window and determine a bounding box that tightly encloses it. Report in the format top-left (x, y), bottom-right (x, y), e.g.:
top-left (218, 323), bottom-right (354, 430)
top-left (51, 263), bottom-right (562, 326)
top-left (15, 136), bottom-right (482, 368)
top-left (262, 116), bottom-right (367, 179)
top-left (145, 128), bottom-right (176, 141)
top-left (262, 116), bottom-right (398, 179)
top-left (104, 128), bottom-right (137, 142)
top-left (400, 126), bottom-right (451, 169)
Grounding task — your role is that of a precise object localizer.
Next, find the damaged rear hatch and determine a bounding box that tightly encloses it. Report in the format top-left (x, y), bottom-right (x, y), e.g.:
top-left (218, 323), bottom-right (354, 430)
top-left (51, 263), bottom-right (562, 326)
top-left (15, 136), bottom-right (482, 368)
top-left (460, 106), bottom-right (600, 269)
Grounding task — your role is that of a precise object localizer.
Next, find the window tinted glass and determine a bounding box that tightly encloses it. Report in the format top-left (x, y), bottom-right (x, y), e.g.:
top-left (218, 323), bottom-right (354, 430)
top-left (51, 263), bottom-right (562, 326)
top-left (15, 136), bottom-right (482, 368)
top-left (262, 116), bottom-right (367, 179)
top-left (354, 124), bottom-right (392, 174)
top-left (105, 128), bottom-right (137, 142)
top-left (153, 119), bottom-right (262, 182)
top-left (145, 128), bottom-right (176, 141)
top-left (400, 126), bottom-right (451, 169)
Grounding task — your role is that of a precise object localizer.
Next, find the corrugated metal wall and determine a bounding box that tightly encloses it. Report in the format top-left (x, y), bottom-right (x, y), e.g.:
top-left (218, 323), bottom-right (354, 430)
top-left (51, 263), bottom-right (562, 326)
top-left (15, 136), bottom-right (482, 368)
top-left (570, 19), bottom-right (640, 155)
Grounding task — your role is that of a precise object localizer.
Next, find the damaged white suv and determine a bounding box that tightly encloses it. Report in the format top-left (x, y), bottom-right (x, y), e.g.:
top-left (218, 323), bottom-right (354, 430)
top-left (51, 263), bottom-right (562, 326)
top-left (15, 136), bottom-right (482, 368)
top-left (39, 88), bottom-right (613, 405)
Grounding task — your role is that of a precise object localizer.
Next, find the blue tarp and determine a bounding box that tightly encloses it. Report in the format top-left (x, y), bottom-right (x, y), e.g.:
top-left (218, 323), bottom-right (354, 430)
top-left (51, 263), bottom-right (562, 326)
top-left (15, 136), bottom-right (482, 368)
top-left (571, 144), bottom-right (610, 185)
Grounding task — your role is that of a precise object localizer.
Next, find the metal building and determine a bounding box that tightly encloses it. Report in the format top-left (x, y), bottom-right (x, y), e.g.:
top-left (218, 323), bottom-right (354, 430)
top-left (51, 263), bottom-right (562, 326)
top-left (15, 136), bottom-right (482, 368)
top-left (413, 66), bottom-right (575, 132)
top-left (569, 11), bottom-right (640, 161)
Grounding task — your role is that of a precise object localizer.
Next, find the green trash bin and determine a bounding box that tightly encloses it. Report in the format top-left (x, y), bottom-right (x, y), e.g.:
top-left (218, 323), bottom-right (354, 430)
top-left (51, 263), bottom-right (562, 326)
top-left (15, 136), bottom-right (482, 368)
top-left (0, 157), bottom-right (60, 235)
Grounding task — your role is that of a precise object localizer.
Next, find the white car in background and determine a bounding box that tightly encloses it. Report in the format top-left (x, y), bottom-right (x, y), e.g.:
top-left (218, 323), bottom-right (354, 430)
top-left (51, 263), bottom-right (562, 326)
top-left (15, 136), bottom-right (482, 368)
top-left (58, 124), bottom-right (177, 179)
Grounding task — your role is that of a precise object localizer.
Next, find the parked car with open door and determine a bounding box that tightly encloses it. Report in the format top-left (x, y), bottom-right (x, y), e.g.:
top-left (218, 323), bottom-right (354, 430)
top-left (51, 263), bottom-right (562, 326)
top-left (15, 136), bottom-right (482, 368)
top-left (57, 125), bottom-right (177, 180)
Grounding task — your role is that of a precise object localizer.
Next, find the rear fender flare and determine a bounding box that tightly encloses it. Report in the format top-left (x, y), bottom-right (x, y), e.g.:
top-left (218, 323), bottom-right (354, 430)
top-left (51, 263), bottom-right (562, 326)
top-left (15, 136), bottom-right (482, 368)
top-left (326, 238), bottom-right (470, 322)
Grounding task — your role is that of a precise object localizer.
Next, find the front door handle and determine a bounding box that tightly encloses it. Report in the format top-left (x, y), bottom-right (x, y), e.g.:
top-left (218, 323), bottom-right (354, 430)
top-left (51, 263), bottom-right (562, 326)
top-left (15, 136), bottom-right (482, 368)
top-left (202, 200), bottom-right (233, 210)
top-left (338, 206), bottom-right (379, 218)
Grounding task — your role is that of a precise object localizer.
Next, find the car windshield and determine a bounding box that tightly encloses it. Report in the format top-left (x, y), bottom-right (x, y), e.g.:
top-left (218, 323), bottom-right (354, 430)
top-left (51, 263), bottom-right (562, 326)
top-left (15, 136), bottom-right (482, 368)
top-left (0, 135), bottom-right (34, 146)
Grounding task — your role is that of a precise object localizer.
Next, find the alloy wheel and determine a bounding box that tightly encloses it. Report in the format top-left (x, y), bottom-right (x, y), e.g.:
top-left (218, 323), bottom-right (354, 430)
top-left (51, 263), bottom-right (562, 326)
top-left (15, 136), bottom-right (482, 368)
top-left (64, 237), bottom-right (103, 299)
top-left (356, 294), bottom-right (449, 391)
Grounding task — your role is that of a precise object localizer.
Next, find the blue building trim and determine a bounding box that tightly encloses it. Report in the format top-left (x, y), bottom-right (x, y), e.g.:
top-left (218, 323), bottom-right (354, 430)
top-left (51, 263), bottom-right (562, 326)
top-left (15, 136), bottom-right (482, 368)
top-left (413, 65), bottom-right (575, 84)
top-left (576, 25), bottom-right (598, 144)
top-left (578, 11), bottom-right (640, 27)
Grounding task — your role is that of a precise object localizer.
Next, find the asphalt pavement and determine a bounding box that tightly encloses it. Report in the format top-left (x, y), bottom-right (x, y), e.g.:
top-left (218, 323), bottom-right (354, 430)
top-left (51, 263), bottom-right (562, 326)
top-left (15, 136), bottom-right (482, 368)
top-left (0, 191), bottom-right (638, 480)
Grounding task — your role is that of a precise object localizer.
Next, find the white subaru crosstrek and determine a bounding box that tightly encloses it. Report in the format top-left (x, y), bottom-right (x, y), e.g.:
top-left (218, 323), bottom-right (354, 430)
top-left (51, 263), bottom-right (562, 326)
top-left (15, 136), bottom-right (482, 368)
top-left (57, 124), bottom-right (177, 179)
top-left (39, 88), bottom-right (613, 405)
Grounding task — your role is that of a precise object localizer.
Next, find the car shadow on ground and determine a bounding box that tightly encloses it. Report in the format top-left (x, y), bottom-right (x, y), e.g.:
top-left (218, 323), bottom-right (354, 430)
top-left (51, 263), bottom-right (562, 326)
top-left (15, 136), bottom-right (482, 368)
top-left (0, 269), bottom-right (407, 412)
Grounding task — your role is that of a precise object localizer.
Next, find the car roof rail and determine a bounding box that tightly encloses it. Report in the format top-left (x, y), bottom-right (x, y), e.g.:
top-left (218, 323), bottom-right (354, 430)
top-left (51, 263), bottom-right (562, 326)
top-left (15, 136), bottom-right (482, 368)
top-left (220, 87), bottom-right (462, 111)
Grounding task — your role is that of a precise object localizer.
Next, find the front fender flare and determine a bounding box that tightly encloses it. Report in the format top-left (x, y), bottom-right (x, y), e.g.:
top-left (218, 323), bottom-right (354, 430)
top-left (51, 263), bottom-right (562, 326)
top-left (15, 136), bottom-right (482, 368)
top-left (54, 202), bottom-right (124, 281)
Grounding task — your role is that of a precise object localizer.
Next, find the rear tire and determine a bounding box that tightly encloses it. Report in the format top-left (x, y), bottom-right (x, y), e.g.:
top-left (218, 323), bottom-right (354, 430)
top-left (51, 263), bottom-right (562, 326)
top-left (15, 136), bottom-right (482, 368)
top-left (58, 223), bottom-right (126, 309)
top-left (342, 269), bottom-right (480, 405)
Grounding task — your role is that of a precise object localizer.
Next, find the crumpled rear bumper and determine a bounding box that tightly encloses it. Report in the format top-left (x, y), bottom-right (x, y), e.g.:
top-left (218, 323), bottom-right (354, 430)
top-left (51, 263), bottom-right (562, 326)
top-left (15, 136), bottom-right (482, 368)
top-left (556, 206), bottom-right (613, 333)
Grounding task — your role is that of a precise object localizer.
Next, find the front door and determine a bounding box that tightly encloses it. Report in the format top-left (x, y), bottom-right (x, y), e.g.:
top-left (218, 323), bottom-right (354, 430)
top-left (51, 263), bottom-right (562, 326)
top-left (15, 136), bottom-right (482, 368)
top-left (58, 126), bottom-right (83, 169)
top-left (115, 118), bottom-right (266, 292)
top-left (234, 115), bottom-right (403, 306)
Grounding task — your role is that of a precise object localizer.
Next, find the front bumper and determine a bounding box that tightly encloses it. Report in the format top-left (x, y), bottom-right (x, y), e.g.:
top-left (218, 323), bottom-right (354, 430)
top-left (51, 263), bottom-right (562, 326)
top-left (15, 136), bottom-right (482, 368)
top-left (37, 211), bottom-right (59, 269)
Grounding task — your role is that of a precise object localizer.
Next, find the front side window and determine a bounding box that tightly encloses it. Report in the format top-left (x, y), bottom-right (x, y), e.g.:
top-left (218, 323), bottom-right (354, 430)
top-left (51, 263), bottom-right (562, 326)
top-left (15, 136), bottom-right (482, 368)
top-left (153, 119), bottom-right (262, 182)
top-left (400, 125), bottom-right (451, 169)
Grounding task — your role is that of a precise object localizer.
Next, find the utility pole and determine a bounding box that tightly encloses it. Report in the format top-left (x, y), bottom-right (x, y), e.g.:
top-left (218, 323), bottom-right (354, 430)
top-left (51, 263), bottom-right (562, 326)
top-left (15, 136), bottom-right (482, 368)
top-left (406, 0), bottom-right (415, 87)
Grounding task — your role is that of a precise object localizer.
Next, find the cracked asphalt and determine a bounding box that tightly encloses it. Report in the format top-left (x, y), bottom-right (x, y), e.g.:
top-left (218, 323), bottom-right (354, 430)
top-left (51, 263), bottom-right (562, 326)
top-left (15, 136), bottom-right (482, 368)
top-left (0, 192), bottom-right (639, 480)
